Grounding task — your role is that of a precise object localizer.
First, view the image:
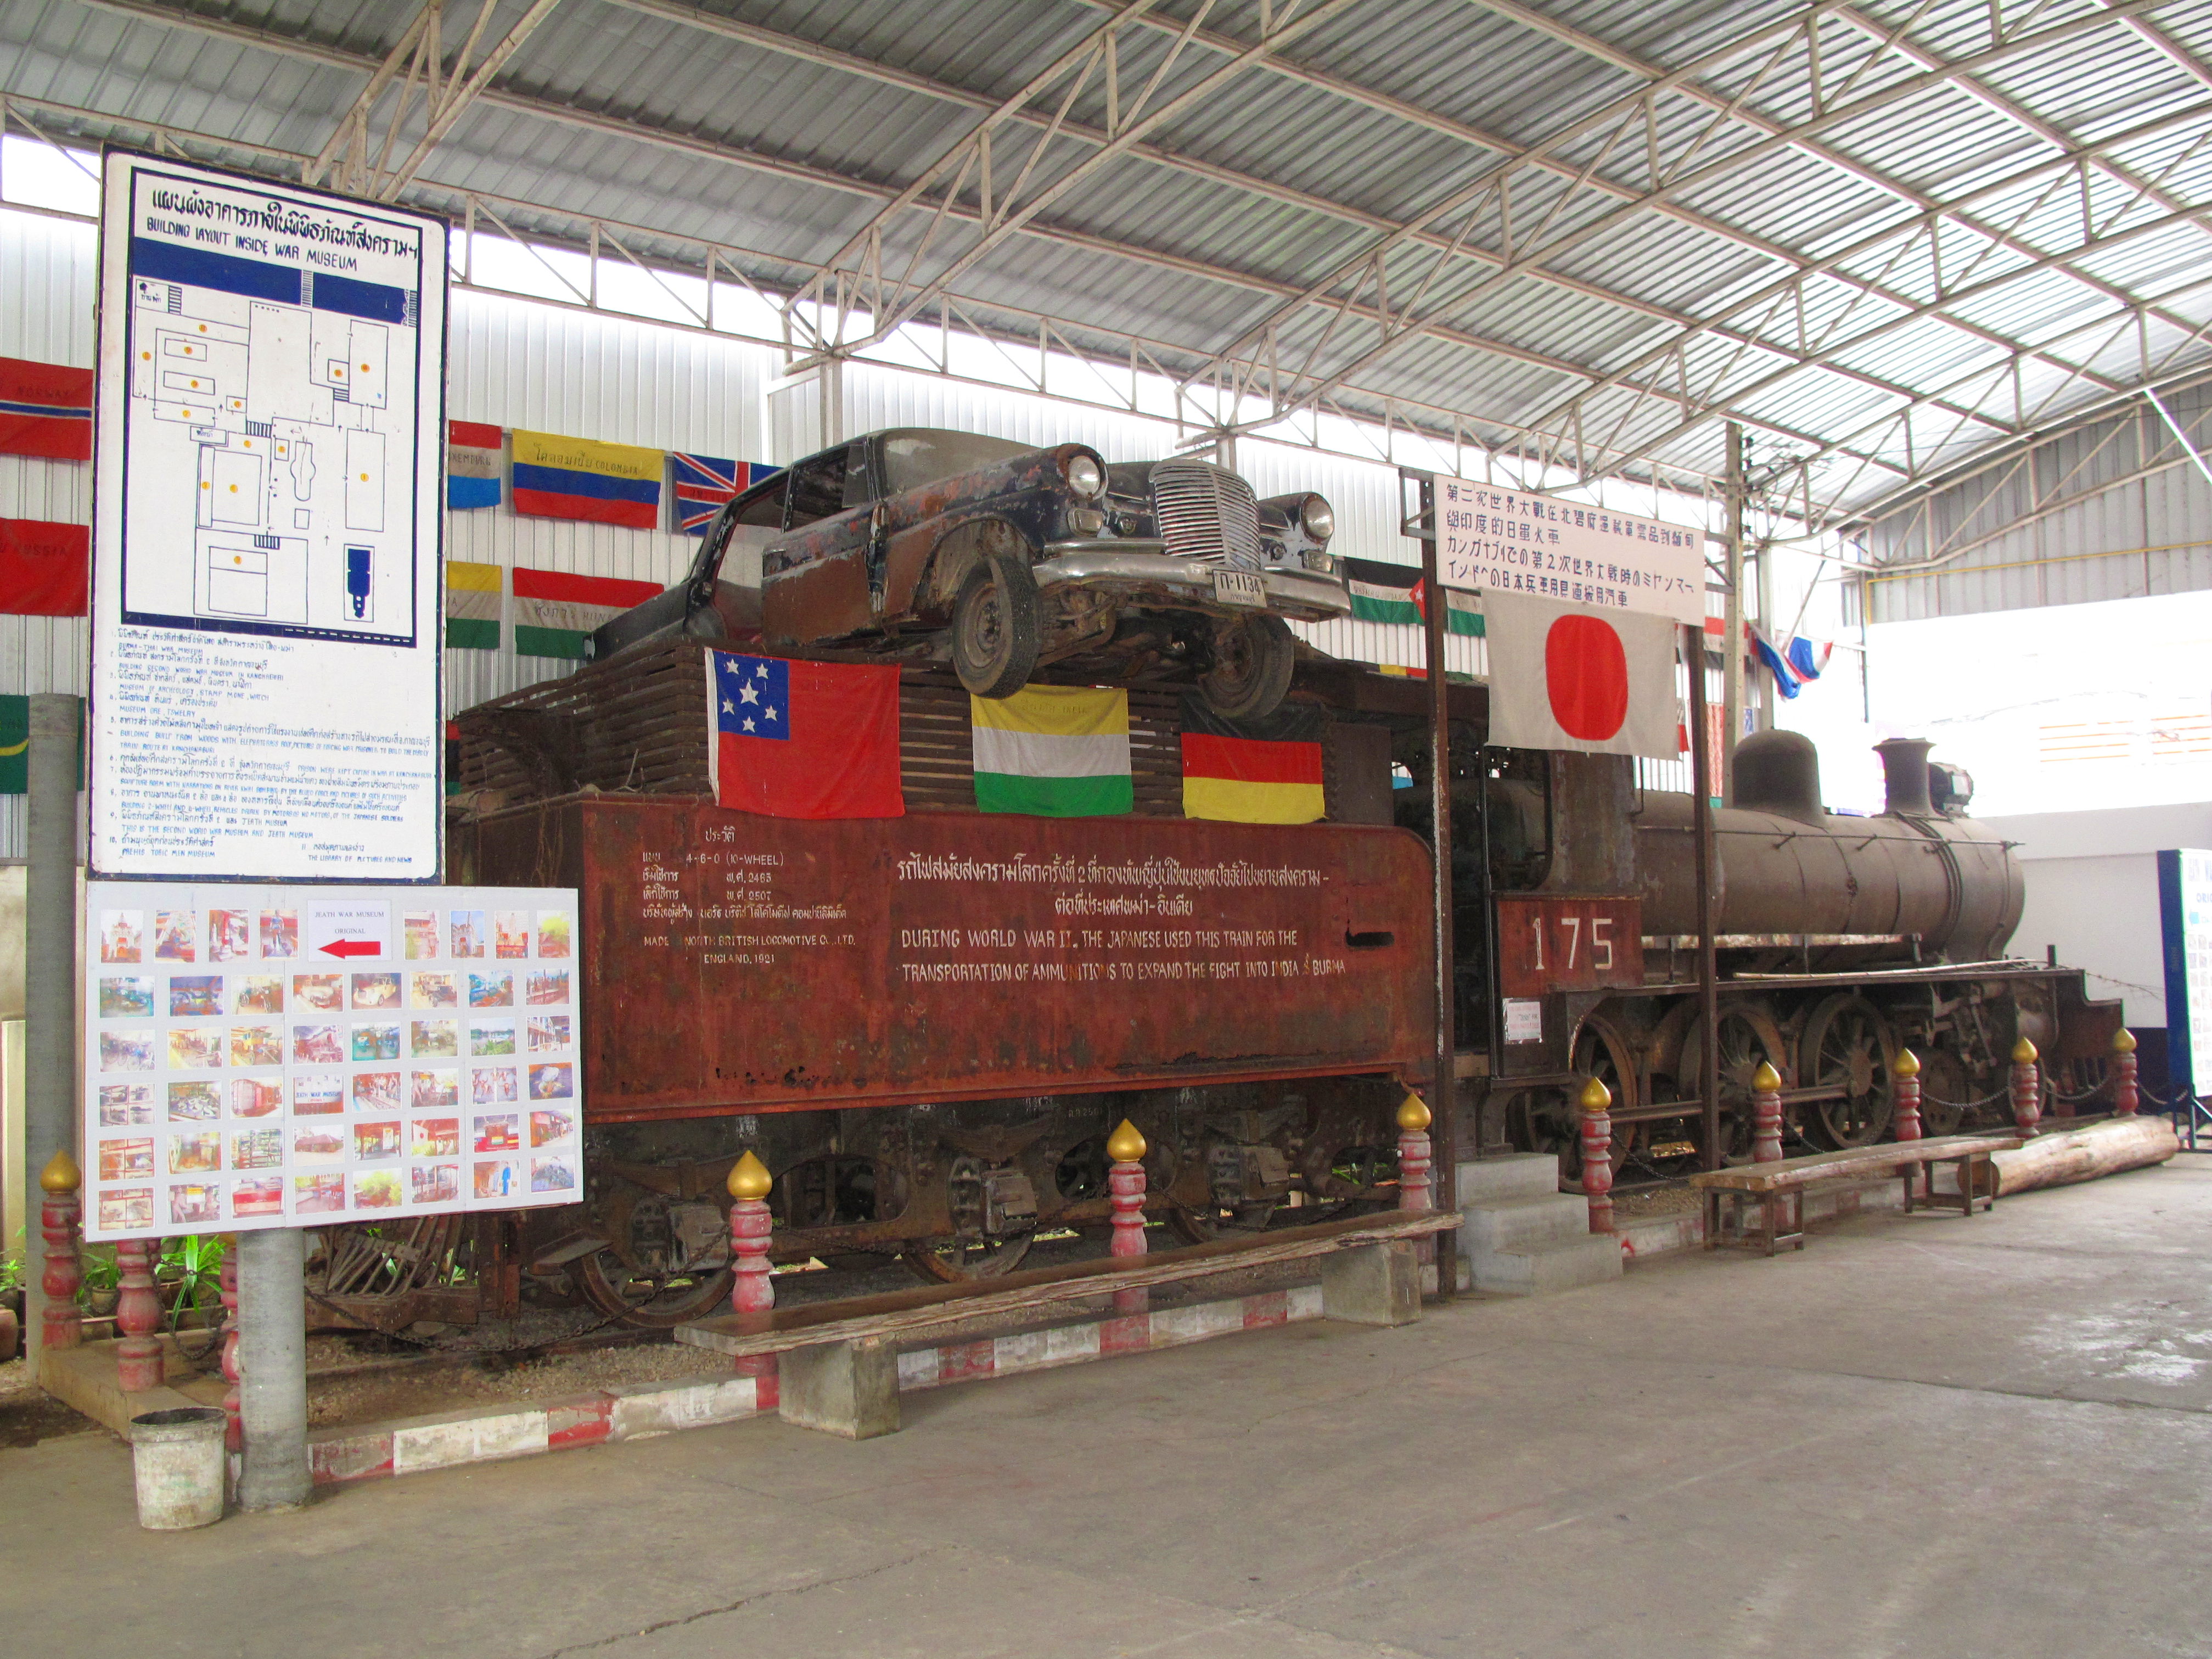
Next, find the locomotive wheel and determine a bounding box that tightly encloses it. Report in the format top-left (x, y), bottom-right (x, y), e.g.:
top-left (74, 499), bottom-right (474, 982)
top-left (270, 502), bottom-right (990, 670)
top-left (1799, 994), bottom-right (1896, 1148)
top-left (576, 1248), bottom-right (736, 1329)
top-left (1916, 1049), bottom-right (1972, 1137)
top-left (1167, 1142), bottom-right (1385, 1242)
top-left (1549, 1013), bottom-right (1640, 1185)
top-left (1676, 1001), bottom-right (1792, 1164)
top-left (901, 1236), bottom-right (1034, 1283)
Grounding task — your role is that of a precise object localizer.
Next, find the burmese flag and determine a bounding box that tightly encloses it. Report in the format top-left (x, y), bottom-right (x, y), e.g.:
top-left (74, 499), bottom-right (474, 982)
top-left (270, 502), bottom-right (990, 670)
top-left (971, 686), bottom-right (1132, 816)
top-left (445, 560), bottom-right (502, 650)
top-left (512, 567), bottom-right (663, 658)
top-left (1179, 696), bottom-right (1324, 824)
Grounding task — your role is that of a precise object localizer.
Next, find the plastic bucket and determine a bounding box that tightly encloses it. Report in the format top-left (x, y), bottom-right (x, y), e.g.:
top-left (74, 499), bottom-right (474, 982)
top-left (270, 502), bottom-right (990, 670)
top-left (130, 1408), bottom-right (228, 1530)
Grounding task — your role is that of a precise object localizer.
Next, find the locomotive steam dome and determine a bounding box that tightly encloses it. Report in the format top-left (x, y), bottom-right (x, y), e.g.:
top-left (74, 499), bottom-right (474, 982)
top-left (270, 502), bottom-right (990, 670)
top-left (1635, 732), bottom-right (2025, 963)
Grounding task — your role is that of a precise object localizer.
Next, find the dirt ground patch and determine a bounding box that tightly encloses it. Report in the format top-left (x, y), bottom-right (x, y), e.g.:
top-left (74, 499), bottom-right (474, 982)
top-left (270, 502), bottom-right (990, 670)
top-left (0, 1357), bottom-right (111, 1449)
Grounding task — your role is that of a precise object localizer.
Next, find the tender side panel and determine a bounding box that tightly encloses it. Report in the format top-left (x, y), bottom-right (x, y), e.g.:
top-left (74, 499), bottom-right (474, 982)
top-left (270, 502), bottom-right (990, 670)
top-left (481, 801), bottom-right (1433, 1121)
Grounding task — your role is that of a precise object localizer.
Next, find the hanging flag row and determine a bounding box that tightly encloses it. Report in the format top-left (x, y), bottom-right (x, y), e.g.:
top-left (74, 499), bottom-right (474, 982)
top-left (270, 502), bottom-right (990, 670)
top-left (705, 650), bottom-right (1328, 826)
top-left (445, 421), bottom-right (778, 534)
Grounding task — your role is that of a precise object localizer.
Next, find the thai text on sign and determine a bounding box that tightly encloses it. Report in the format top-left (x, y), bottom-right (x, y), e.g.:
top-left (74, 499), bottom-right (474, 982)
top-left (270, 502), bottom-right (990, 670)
top-left (1436, 476), bottom-right (1704, 627)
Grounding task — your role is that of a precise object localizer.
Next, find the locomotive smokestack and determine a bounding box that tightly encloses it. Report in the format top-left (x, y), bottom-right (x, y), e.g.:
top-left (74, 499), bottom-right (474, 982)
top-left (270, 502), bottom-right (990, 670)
top-left (1874, 737), bottom-right (1936, 817)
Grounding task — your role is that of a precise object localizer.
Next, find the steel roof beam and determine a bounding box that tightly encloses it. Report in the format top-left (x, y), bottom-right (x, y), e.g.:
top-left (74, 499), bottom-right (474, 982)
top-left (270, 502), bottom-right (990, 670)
top-left (49, 0), bottom-right (1913, 473)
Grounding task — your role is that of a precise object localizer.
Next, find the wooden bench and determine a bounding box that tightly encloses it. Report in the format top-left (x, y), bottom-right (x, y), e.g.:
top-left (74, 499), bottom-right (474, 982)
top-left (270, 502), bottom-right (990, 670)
top-left (1688, 1133), bottom-right (2024, 1257)
top-left (675, 1208), bottom-right (1461, 1439)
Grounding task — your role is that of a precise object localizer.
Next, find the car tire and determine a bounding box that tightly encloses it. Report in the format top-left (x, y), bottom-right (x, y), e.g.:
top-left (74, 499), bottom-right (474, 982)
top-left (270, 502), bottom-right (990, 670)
top-left (951, 556), bottom-right (1043, 699)
top-left (1199, 613), bottom-right (1295, 721)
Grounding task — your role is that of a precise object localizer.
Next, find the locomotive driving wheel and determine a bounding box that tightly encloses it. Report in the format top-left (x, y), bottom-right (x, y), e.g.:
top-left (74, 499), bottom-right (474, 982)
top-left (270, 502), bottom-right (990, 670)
top-left (576, 1248), bottom-right (736, 1329)
top-left (1799, 994), bottom-right (1897, 1148)
top-left (901, 1155), bottom-right (1036, 1284)
top-left (1674, 1001), bottom-right (1792, 1164)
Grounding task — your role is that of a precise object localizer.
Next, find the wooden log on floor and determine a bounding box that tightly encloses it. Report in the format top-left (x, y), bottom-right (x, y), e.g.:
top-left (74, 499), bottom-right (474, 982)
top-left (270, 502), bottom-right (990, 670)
top-left (1988, 1114), bottom-right (2180, 1197)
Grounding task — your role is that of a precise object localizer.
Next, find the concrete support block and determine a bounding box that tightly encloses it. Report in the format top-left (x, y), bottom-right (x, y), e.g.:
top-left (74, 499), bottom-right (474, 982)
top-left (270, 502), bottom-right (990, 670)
top-left (777, 1337), bottom-right (900, 1440)
top-left (1320, 1240), bottom-right (1421, 1327)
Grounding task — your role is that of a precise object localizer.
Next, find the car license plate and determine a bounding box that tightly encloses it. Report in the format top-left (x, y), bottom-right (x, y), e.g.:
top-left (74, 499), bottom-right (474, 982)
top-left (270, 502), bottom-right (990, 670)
top-left (1211, 570), bottom-right (1265, 607)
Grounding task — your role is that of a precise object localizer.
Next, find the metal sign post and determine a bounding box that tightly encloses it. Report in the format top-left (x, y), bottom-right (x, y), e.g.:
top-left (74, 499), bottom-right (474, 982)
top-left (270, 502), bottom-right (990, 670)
top-left (1687, 627), bottom-right (1720, 1172)
top-left (1417, 477), bottom-right (1457, 1225)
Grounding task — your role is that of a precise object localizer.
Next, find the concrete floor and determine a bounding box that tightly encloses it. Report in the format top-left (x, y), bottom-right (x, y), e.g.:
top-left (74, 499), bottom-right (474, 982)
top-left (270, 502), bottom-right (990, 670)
top-left (7, 1161), bottom-right (2212, 1658)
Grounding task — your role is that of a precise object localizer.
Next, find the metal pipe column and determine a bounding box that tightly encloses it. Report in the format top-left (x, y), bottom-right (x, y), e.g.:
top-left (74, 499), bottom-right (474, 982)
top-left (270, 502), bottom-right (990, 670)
top-left (235, 1227), bottom-right (310, 1510)
top-left (1686, 630), bottom-right (1721, 1173)
top-left (22, 694), bottom-right (80, 1371)
top-left (1418, 478), bottom-right (1457, 1221)
top-left (1721, 422), bottom-right (1745, 802)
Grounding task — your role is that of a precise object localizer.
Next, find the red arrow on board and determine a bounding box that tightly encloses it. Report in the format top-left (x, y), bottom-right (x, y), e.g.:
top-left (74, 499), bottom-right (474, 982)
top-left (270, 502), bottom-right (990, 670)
top-left (318, 939), bottom-right (381, 959)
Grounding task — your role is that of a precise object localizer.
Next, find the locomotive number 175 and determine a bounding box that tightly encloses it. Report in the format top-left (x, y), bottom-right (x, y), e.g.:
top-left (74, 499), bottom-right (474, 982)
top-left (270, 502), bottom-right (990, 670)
top-left (1494, 896), bottom-right (1645, 998)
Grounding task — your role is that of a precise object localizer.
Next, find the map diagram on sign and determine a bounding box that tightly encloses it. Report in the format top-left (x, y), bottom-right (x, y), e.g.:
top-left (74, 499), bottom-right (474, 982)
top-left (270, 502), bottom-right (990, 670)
top-left (121, 168), bottom-right (424, 646)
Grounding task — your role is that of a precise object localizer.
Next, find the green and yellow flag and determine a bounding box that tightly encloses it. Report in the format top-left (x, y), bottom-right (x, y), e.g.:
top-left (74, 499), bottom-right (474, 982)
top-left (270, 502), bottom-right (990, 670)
top-left (970, 686), bottom-right (1132, 817)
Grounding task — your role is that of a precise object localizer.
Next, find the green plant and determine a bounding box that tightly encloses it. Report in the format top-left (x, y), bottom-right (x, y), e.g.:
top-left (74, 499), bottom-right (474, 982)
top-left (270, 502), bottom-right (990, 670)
top-left (0, 1237), bottom-right (24, 1299)
top-left (77, 1242), bottom-right (118, 1300)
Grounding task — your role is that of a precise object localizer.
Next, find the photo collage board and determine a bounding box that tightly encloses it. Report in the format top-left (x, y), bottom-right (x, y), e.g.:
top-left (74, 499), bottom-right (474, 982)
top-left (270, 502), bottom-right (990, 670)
top-left (83, 883), bottom-right (584, 1242)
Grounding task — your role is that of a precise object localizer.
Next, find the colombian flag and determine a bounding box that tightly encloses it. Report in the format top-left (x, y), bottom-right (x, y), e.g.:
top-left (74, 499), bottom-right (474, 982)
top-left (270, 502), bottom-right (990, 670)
top-left (1178, 696), bottom-right (1325, 824)
top-left (511, 430), bottom-right (663, 529)
top-left (972, 686), bottom-right (1132, 817)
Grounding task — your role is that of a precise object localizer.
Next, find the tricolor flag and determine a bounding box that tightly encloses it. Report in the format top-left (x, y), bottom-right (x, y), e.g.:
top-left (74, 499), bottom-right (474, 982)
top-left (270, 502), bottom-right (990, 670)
top-left (1179, 696), bottom-right (1325, 825)
top-left (1344, 557), bottom-right (1423, 626)
top-left (1412, 580), bottom-right (1485, 637)
top-left (972, 686), bottom-right (1132, 817)
top-left (1750, 627), bottom-right (1804, 699)
top-left (706, 650), bottom-right (902, 820)
top-left (445, 560), bottom-right (503, 650)
top-left (512, 567), bottom-right (663, 659)
top-left (447, 421), bottom-right (503, 510)
top-left (1787, 636), bottom-right (1831, 683)
top-left (672, 454), bottom-right (778, 535)
top-left (0, 518), bottom-right (89, 615)
top-left (1483, 588), bottom-right (1678, 759)
top-left (0, 357), bottom-right (92, 461)
top-left (511, 430), bottom-right (663, 529)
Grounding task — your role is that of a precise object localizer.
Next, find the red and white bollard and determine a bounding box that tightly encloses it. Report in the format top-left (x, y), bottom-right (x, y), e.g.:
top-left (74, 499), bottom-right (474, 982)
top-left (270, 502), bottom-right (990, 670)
top-left (1396, 1091), bottom-right (1433, 1214)
top-left (1107, 1119), bottom-right (1149, 1315)
top-left (726, 1151), bottom-right (777, 1403)
top-left (1750, 1061), bottom-right (1785, 1163)
top-left (39, 1148), bottom-right (82, 1355)
top-left (1579, 1077), bottom-right (1614, 1235)
top-left (2011, 1036), bottom-right (2042, 1138)
top-left (1892, 1048), bottom-right (1923, 1142)
top-left (219, 1238), bottom-right (241, 1454)
top-left (114, 1236), bottom-right (165, 1394)
top-left (2112, 1027), bottom-right (2139, 1117)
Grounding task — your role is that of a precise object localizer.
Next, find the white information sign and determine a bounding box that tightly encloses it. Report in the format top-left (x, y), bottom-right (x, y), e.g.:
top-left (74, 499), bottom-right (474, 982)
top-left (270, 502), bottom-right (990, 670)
top-left (82, 883), bottom-right (581, 1241)
top-left (91, 153), bottom-right (448, 881)
top-left (1437, 476), bottom-right (1705, 626)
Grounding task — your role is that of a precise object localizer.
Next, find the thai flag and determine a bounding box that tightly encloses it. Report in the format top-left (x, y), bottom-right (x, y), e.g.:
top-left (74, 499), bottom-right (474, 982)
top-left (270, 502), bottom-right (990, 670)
top-left (672, 454), bottom-right (777, 535)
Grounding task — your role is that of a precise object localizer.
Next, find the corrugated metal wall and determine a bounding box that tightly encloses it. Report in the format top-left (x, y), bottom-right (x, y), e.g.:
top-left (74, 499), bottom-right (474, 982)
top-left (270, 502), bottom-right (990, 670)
top-left (0, 210), bottom-right (97, 859)
top-left (1860, 377), bottom-right (2212, 622)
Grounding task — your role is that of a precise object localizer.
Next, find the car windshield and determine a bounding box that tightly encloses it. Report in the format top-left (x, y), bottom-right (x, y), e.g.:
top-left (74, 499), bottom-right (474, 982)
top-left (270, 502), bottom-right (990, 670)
top-left (878, 430), bottom-right (1037, 495)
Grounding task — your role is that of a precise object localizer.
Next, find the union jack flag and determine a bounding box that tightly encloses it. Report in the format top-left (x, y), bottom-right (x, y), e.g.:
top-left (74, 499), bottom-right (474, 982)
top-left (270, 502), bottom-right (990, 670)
top-left (671, 453), bottom-right (779, 535)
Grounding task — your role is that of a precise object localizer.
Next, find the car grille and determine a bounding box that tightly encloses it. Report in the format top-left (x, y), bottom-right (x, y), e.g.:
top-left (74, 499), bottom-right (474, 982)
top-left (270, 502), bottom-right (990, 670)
top-left (1149, 459), bottom-right (1262, 571)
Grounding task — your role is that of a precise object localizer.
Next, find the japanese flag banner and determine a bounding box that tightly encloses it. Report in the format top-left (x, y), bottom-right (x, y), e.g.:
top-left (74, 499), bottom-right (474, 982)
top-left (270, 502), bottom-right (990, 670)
top-left (1482, 587), bottom-right (1678, 759)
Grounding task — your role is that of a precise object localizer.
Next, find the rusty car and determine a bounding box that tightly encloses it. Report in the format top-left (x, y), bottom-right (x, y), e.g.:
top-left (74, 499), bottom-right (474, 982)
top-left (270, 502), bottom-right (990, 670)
top-left (587, 428), bottom-right (1348, 719)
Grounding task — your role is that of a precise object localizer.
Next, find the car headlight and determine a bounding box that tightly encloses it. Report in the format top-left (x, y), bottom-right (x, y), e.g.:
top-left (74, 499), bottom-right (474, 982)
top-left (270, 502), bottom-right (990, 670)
top-left (1064, 452), bottom-right (1105, 498)
top-left (1300, 494), bottom-right (1334, 540)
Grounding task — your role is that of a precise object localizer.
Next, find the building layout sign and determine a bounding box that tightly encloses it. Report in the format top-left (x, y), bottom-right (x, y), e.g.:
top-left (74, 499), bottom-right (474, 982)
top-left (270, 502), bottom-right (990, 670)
top-left (2158, 849), bottom-right (2212, 1102)
top-left (92, 153), bottom-right (447, 881)
top-left (1436, 475), bottom-right (1704, 626)
top-left (82, 883), bottom-right (580, 1241)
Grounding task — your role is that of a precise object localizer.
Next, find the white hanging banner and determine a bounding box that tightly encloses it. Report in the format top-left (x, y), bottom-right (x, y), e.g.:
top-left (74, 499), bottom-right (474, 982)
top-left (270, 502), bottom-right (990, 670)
top-left (81, 882), bottom-right (581, 1242)
top-left (1437, 475), bottom-right (1704, 626)
top-left (91, 153), bottom-right (448, 881)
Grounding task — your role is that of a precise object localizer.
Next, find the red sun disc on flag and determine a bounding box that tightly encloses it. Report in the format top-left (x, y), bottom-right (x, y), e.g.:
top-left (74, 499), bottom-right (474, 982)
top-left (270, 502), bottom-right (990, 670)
top-left (1544, 615), bottom-right (1629, 741)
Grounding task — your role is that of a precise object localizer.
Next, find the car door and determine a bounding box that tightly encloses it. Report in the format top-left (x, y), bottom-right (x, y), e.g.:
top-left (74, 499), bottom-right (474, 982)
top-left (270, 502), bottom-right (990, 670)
top-left (761, 439), bottom-right (879, 644)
